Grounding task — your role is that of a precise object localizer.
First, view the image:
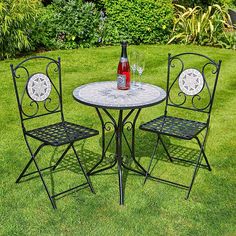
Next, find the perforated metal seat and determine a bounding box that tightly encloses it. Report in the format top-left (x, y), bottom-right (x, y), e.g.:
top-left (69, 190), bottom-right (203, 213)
top-left (140, 115), bottom-right (207, 140)
top-left (26, 121), bottom-right (99, 146)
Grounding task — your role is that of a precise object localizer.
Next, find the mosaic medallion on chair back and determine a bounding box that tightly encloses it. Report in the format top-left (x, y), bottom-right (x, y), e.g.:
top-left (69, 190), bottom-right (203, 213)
top-left (178, 68), bottom-right (204, 96)
top-left (13, 57), bottom-right (61, 119)
top-left (167, 54), bottom-right (220, 112)
top-left (27, 73), bottom-right (52, 102)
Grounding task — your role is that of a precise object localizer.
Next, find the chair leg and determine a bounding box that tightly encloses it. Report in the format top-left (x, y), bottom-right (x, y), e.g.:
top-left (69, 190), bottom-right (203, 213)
top-left (144, 135), bottom-right (160, 184)
top-left (16, 158), bottom-right (34, 183)
top-left (52, 143), bottom-right (72, 171)
top-left (185, 150), bottom-right (203, 199)
top-left (32, 157), bottom-right (57, 209)
top-left (159, 135), bottom-right (173, 162)
top-left (20, 142), bottom-right (56, 209)
top-left (195, 137), bottom-right (211, 171)
top-left (16, 143), bottom-right (46, 183)
top-left (185, 136), bottom-right (211, 199)
top-left (71, 144), bottom-right (95, 194)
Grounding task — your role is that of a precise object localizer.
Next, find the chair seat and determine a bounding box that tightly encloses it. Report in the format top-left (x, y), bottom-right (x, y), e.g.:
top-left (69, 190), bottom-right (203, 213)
top-left (140, 115), bottom-right (207, 140)
top-left (26, 121), bottom-right (99, 146)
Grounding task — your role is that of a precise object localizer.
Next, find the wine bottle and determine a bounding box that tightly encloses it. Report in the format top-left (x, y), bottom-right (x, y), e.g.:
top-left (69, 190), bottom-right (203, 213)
top-left (117, 41), bottom-right (130, 90)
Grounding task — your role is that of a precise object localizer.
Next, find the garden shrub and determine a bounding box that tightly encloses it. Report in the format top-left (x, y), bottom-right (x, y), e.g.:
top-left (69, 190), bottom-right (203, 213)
top-left (173, 0), bottom-right (236, 8)
top-left (31, 0), bottom-right (101, 50)
top-left (41, 0), bottom-right (53, 6)
top-left (218, 30), bottom-right (236, 49)
top-left (102, 0), bottom-right (174, 45)
top-left (168, 4), bottom-right (235, 49)
top-left (85, 0), bottom-right (105, 11)
top-left (0, 0), bottom-right (40, 59)
top-left (30, 5), bottom-right (57, 50)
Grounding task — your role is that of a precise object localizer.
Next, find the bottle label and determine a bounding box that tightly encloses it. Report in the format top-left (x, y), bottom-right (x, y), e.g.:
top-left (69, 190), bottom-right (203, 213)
top-left (120, 57), bottom-right (128, 63)
top-left (117, 74), bottom-right (126, 88)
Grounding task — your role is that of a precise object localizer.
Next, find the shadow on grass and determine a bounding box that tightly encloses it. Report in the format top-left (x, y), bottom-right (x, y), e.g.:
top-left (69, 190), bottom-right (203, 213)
top-left (146, 142), bottom-right (211, 193)
top-left (15, 129), bottom-right (208, 205)
top-left (15, 130), bottom-right (159, 205)
top-left (151, 142), bottom-right (211, 173)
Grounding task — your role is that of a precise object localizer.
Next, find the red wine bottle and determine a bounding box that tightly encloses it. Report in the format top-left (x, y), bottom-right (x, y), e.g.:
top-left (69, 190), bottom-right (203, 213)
top-left (117, 41), bottom-right (130, 90)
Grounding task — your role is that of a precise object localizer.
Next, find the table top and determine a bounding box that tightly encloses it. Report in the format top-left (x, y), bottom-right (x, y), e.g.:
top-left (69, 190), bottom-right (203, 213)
top-left (73, 81), bottom-right (166, 110)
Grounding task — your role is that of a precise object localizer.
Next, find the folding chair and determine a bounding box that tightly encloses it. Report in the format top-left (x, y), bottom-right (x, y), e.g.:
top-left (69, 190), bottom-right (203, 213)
top-left (10, 56), bottom-right (99, 209)
top-left (140, 53), bottom-right (222, 199)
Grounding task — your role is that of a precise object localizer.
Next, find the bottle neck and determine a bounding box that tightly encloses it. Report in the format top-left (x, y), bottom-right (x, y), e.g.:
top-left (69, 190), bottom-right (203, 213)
top-left (120, 44), bottom-right (128, 59)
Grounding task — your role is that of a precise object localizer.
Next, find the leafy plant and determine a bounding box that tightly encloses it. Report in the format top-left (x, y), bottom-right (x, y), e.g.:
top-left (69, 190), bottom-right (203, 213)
top-left (173, 0), bottom-right (236, 8)
top-left (168, 4), bottom-right (235, 48)
top-left (31, 0), bottom-right (100, 50)
top-left (102, 0), bottom-right (174, 45)
top-left (0, 0), bottom-right (40, 59)
top-left (84, 0), bottom-right (105, 11)
top-left (218, 30), bottom-right (236, 49)
top-left (30, 5), bottom-right (58, 50)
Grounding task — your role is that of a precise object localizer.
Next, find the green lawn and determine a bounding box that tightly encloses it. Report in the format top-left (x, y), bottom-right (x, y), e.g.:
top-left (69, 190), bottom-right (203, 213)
top-left (0, 45), bottom-right (235, 235)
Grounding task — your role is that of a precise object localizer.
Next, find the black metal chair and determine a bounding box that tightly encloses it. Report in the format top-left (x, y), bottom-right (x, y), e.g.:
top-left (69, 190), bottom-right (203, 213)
top-left (140, 53), bottom-right (222, 199)
top-left (10, 56), bottom-right (99, 209)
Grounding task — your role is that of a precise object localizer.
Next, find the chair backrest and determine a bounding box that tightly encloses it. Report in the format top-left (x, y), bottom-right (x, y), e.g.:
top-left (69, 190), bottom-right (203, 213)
top-left (10, 56), bottom-right (64, 129)
top-left (165, 53), bottom-right (221, 118)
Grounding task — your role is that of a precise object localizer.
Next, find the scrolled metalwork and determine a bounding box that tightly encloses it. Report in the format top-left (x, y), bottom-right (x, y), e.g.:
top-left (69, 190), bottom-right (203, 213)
top-left (104, 121), bottom-right (116, 131)
top-left (21, 95), bottom-right (39, 118)
top-left (44, 97), bottom-right (60, 113)
top-left (45, 61), bottom-right (60, 93)
top-left (176, 91), bottom-right (187, 107)
top-left (190, 61), bottom-right (218, 111)
top-left (168, 57), bottom-right (186, 106)
top-left (191, 91), bottom-right (210, 111)
top-left (14, 65), bottom-right (30, 80)
top-left (46, 60), bottom-right (59, 76)
top-left (170, 56), bottom-right (184, 70)
top-left (203, 61), bottom-right (218, 74)
top-left (167, 53), bottom-right (220, 113)
top-left (16, 67), bottom-right (40, 118)
top-left (12, 57), bottom-right (62, 119)
top-left (123, 121), bottom-right (133, 132)
top-left (189, 62), bottom-right (218, 111)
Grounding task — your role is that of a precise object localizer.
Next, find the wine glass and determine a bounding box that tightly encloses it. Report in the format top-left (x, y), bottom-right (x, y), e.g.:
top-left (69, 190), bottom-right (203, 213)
top-left (129, 51), bottom-right (138, 89)
top-left (136, 53), bottom-right (145, 89)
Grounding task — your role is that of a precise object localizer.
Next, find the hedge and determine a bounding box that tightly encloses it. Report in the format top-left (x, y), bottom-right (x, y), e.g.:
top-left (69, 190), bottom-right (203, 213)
top-left (102, 0), bottom-right (174, 45)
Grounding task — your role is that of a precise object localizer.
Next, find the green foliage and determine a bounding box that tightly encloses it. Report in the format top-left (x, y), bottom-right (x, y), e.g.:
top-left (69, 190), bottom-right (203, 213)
top-left (41, 0), bottom-right (53, 6)
top-left (168, 4), bottom-right (235, 49)
top-left (218, 30), bottom-right (236, 49)
top-left (85, 0), bottom-right (105, 11)
top-left (31, 0), bottom-right (100, 49)
top-left (30, 6), bottom-right (57, 50)
top-left (0, 0), bottom-right (40, 59)
top-left (232, 0), bottom-right (236, 7)
top-left (102, 0), bottom-right (174, 45)
top-left (174, 0), bottom-right (236, 8)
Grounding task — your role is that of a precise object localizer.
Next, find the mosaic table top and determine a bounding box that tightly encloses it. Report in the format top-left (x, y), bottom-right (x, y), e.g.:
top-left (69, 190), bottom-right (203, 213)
top-left (73, 81), bottom-right (166, 110)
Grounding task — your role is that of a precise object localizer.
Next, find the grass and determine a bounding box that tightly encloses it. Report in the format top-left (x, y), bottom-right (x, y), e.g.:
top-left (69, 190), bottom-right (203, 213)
top-left (0, 45), bottom-right (236, 235)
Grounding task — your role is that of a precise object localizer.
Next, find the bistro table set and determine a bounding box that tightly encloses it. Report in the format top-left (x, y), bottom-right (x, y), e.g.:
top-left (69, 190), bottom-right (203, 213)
top-left (10, 52), bottom-right (221, 209)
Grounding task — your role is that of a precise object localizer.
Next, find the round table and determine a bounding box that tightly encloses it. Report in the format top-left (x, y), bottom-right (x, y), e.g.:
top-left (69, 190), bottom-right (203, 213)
top-left (73, 81), bottom-right (166, 205)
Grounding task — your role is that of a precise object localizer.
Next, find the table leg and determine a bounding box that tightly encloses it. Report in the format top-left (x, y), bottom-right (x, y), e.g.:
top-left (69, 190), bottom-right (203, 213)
top-left (122, 109), bottom-right (147, 175)
top-left (87, 108), bottom-right (117, 175)
top-left (88, 108), bottom-right (147, 205)
top-left (117, 110), bottom-right (124, 204)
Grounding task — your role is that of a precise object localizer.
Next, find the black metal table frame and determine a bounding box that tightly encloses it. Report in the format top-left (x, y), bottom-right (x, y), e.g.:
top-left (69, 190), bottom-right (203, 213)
top-left (73, 82), bottom-right (166, 205)
top-left (87, 107), bottom-right (146, 205)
